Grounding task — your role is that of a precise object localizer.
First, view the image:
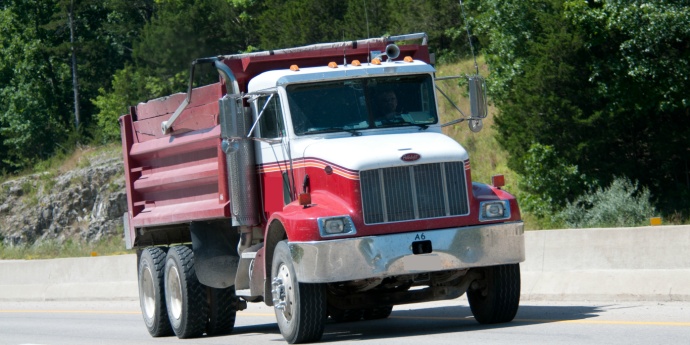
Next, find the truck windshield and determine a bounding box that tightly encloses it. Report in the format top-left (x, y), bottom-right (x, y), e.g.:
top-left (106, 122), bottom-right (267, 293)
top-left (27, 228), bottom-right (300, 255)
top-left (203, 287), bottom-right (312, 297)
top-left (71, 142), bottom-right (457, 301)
top-left (286, 74), bottom-right (438, 135)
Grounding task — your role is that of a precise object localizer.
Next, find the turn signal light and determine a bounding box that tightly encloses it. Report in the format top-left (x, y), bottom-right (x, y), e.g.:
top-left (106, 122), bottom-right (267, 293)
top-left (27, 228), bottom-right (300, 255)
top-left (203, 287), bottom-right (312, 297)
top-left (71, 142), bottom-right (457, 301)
top-left (492, 174), bottom-right (505, 189)
top-left (298, 193), bottom-right (312, 206)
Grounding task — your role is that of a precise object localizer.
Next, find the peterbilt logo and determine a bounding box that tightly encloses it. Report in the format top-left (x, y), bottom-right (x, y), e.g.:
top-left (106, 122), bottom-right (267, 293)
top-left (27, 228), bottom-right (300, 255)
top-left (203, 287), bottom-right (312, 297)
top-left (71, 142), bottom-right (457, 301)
top-left (401, 153), bottom-right (421, 162)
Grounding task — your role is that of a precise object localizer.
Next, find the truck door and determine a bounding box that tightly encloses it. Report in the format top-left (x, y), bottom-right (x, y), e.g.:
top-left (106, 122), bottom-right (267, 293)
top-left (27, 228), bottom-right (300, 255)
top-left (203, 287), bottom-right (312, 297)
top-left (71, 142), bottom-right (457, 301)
top-left (253, 93), bottom-right (291, 219)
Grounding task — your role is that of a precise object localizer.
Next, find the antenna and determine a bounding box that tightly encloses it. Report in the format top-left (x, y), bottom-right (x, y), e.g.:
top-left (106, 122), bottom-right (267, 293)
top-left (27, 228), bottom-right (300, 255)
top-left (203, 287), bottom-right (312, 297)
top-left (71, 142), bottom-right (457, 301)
top-left (459, 0), bottom-right (479, 75)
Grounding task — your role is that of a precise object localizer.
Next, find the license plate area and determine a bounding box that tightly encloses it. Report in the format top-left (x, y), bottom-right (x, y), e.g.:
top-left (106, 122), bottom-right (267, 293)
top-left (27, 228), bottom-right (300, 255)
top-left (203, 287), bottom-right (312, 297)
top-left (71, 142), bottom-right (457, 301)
top-left (403, 240), bottom-right (440, 271)
top-left (412, 240), bottom-right (432, 254)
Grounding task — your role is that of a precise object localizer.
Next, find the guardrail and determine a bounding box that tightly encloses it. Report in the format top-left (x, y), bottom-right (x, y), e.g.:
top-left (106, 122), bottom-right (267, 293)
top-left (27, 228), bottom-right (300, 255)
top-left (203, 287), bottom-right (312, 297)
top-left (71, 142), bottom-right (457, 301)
top-left (522, 225), bottom-right (690, 301)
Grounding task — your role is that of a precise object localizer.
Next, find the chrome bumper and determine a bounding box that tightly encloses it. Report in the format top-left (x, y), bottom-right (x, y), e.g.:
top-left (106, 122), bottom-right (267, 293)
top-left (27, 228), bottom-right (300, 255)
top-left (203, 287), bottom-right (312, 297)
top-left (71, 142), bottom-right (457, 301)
top-left (288, 222), bottom-right (525, 283)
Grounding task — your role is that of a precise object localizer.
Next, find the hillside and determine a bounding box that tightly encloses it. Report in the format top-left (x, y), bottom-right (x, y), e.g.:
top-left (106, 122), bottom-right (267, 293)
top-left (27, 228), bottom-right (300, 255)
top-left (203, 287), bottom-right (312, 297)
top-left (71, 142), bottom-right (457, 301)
top-left (0, 145), bottom-right (126, 257)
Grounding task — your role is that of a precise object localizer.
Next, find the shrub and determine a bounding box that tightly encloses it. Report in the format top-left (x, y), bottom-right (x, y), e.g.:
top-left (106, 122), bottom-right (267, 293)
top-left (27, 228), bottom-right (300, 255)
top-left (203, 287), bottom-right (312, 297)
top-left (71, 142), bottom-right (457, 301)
top-left (558, 177), bottom-right (656, 228)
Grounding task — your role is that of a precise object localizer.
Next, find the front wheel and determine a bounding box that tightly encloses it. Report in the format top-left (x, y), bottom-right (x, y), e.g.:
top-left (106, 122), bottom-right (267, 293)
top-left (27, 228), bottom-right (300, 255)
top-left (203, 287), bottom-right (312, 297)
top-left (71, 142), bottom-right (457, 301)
top-left (271, 241), bottom-right (327, 344)
top-left (467, 264), bottom-right (521, 324)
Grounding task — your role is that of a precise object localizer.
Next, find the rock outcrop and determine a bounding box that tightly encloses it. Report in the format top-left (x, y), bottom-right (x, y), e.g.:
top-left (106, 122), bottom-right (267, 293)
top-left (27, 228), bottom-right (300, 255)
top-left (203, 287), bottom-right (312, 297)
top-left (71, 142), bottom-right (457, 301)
top-left (0, 151), bottom-right (126, 246)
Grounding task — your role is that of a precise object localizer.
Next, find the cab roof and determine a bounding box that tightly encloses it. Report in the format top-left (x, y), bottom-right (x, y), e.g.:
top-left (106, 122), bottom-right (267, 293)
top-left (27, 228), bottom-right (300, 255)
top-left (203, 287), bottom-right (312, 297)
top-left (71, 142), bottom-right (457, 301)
top-left (247, 60), bottom-right (435, 93)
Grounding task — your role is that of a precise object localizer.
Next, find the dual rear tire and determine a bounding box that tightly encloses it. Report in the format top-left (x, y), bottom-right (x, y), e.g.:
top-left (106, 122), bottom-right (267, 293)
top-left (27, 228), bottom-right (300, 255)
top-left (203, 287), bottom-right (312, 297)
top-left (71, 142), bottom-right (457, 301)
top-left (137, 246), bottom-right (237, 339)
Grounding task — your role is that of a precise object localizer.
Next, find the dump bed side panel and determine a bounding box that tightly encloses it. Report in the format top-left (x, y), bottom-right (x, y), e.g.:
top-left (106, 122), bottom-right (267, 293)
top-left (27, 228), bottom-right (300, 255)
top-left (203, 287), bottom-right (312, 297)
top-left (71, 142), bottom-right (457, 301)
top-left (119, 82), bottom-right (229, 247)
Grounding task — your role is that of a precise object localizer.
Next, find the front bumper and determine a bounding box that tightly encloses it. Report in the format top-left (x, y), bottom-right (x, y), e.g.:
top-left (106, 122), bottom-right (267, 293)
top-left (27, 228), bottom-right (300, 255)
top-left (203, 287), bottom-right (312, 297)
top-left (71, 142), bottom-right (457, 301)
top-left (288, 221), bottom-right (525, 283)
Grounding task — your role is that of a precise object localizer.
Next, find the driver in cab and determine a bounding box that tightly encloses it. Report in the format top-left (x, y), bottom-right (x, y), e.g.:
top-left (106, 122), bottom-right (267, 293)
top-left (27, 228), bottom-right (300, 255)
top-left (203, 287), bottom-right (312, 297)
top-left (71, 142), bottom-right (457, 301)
top-left (376, 90), bottom-right (402, 124)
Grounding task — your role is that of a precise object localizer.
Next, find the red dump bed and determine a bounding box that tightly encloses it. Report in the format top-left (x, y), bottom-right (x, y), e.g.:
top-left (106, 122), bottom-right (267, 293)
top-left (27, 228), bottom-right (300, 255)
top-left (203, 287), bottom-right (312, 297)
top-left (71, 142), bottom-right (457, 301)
top-left (120, 83), bottom-right (229, 245)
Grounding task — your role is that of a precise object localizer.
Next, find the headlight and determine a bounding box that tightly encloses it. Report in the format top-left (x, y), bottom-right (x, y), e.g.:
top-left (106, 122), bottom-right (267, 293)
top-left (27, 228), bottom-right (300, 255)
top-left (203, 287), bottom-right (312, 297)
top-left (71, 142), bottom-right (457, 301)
top-left (479, 200), bottom-right (511, 221)
top-left (318, 216), bottom-right (357, 237)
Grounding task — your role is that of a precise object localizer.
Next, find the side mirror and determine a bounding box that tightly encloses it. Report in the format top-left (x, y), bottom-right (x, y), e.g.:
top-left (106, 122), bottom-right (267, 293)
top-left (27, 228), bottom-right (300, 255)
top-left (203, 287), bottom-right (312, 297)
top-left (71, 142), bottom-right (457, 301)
top-left (468, 75), bottom-right (488, 119)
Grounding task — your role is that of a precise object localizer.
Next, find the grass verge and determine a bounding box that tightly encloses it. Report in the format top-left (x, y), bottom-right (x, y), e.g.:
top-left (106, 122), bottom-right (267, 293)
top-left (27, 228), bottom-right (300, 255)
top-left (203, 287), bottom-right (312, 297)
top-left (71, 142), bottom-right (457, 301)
top-left (0, 235), bottom-right (134, 260)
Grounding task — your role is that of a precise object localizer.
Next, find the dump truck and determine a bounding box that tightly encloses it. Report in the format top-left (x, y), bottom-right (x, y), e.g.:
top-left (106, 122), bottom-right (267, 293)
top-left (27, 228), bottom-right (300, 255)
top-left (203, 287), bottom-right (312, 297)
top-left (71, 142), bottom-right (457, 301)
top-left (119, 33), bottom-right (525, 344)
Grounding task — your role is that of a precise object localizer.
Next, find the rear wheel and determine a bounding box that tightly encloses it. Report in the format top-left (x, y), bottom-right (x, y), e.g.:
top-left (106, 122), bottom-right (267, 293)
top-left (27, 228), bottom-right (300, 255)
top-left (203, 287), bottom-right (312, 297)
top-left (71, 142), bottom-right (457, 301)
top-left (164, 245), bottom-right (208, 338)
top-left (467, 264), bottom-right (521, 324)
top-left (206, 286), bottom-right (238, 336)
top-left (138, 247), bottom-right (173, 337)
top-left (271, 241), bottom-right (327, 344)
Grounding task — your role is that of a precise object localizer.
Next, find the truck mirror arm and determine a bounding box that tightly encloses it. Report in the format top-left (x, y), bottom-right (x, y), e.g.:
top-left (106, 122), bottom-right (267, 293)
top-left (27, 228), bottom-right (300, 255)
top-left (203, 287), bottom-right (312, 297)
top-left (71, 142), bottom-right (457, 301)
top-left (436, 75), bottom-right (488, 131)
top-left (435, 84), bottom-right (468, 126)
top-left (246, 94), bottom-right (274, 138)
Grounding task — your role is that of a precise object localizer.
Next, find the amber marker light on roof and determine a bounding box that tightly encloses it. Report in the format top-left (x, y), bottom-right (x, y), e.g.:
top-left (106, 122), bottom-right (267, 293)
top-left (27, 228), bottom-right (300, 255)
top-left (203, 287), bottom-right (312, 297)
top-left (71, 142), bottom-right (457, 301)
top-left (351, 60), bottom-right (361, 66)
top-left (371, 58), bottom-right (381, 65)
top-left (328, 61), bottom-right (338, 68)
top-left (404, 56), bottom-right (414, 62)
top-left (290, 64), bottom-right (300, 71)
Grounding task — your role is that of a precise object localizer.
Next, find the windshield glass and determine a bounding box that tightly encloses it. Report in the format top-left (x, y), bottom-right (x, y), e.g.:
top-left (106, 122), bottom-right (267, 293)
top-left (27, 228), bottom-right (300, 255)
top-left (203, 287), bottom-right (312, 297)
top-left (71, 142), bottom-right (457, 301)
top-left (286, 74), bottom-right (437, 135)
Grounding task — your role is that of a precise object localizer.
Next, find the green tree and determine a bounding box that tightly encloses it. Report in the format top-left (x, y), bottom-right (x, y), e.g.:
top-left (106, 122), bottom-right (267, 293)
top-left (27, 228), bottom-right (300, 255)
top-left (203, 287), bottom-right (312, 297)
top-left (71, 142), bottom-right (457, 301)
top-left (94, 0), bottom-right (259, 139)
top-left (0, 0), bottom-right (153, 171)
top-left (566, 0), bottom-right (690, 214)
top-left (386, 0), bottom-right (471, 62)
top-left (257, 0), bottom-right (477, 60)
top-left (0, 2), bottom-right (70, 171)
top-left (482, 0), bottom-right (690, 217)
top-left (93, 65), bottom-right (159, 140)
top-left (134, 0), bottom-right (256, 84)
top-left (257, 0), bottom-right (349, 49)
top-left (518, 143), bottom-right (591, 220)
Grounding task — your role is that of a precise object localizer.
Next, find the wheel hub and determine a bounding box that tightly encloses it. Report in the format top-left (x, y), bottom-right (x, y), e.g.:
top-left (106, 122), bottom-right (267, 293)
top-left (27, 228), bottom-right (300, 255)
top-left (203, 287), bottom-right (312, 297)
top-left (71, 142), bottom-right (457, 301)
top-left (166, 265), bottom-right (183, 320)
top-left (272, 263), bottom-right (294, 321)
top-left (140, 266), bottom-right (156, 319)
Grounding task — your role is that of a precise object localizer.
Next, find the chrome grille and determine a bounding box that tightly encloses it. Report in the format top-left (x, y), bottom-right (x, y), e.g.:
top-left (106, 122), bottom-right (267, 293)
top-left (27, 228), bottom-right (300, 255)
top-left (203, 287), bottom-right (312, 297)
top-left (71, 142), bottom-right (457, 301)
top-left (360, 162), bottom-right (469, 224)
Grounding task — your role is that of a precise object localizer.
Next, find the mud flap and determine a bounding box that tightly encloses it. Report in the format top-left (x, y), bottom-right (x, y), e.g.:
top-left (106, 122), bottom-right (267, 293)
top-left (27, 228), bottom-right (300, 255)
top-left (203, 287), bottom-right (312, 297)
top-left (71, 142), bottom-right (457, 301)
top-left (190, 221), bottom-right (240, 289)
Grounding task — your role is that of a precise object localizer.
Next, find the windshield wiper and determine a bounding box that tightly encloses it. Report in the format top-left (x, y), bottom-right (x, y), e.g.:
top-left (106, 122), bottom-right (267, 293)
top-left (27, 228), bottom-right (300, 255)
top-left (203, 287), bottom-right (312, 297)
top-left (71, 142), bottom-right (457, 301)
top-left (303, 127), bottom-right (362, 136)
top-left (377, 121), bottom-right (429, 131)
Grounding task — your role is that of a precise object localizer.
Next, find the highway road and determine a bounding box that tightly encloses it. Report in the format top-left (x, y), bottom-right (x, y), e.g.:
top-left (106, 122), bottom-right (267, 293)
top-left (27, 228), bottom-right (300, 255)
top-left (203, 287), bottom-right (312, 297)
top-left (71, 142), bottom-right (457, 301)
top-left (1, 299), bottom-right (689, 345)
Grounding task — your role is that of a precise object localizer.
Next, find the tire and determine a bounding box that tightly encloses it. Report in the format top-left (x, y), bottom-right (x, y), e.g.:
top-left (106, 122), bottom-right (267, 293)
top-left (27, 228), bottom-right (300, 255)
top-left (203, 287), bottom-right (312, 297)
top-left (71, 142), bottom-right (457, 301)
top-left (362, 306), bottom-right (393, 320)
top-left (206, 286), bottom-right (238, 336)
top-left (271, 241), bottom-right (327, 344)
top-left (138, 247), bottom-right (173, 337)
top-left (467, 264), bottom-right (521, 324)
top-left (329, 306), bottom-right (363, 322)
top-left (164, 245), bottom-right (208, 338)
